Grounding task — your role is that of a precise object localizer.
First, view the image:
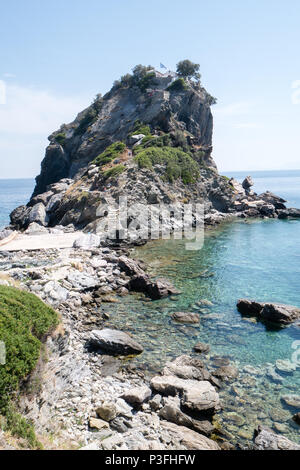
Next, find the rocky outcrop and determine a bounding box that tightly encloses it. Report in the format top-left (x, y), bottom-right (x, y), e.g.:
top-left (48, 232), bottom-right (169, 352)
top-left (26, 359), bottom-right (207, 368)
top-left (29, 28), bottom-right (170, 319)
top-left (89, 329), bottom-right (144, 356)
top-left (254, 426), bottom-right (300, 450)
top-left (9, 66), bottom-right (297, 237)
top-left (237, 299), bottom-right (300, 324)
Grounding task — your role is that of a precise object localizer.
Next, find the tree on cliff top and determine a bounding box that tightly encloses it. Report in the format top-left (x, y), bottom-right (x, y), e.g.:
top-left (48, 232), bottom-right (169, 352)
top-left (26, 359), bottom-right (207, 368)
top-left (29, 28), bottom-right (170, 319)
top-left (176, 60), bottom-right (201, 81)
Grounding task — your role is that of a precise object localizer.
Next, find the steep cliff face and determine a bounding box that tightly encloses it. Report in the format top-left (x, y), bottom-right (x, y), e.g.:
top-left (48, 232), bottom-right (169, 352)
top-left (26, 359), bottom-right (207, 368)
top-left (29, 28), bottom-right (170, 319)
top-left (33, 74), bottom-right (215, 197)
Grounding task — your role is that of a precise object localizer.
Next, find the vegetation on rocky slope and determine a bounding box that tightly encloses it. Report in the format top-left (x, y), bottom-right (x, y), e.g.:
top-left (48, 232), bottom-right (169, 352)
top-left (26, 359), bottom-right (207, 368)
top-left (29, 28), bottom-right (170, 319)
top-left (134, 146), bottom-right (200, 184)
top-left (0, 286), bottom-right (58, 447)
top-left (93, 141), bottom-right (126, 167)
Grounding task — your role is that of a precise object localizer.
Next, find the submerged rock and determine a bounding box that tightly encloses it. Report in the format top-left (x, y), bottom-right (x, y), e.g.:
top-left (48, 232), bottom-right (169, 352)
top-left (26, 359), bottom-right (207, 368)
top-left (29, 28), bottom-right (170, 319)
top-left (89, 329), bottom-right (144, 356)
top-left (193, 342), bottom-right (210, 354)
top-left (162, 355), bottom-right (211, 381)
top-left (281, 394), bottom-right (300, 409)
top-left (293, 412), bottom-right (300, 425)
top-left (171, 312), bottom-right (200, 324)
top-left (237, 299), bottom-right (300, 324)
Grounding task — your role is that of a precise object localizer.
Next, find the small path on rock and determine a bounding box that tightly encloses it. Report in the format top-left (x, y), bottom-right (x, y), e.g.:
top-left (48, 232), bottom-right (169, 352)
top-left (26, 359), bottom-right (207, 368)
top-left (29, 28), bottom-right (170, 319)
top-left (0, 232), bottom-right (83, 252)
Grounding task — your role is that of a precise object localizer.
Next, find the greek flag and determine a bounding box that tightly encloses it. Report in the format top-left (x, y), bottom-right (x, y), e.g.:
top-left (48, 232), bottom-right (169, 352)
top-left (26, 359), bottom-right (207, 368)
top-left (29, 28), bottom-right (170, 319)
top-left (160, 63), bottom-right (167, 70)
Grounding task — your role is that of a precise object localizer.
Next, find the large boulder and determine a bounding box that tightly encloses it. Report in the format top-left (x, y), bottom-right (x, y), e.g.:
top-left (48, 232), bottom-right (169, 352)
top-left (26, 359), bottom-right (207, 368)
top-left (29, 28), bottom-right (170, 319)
top-left (181, 381), bottom-right (220, 413)
top-left (254, 425), bottom-right (300, 450)
top-left (121, 386), bottom-right (152, 405)
top-left (237, 299), bottom-right (300, 325)
top-left (160, 421), bottom-right (220, 450)
top-left (89, 329), bottom-right (144, 356)
top-left (150, 376), bottom-right (219, 413)
top-left (28, 202), bottom-right (49, 226)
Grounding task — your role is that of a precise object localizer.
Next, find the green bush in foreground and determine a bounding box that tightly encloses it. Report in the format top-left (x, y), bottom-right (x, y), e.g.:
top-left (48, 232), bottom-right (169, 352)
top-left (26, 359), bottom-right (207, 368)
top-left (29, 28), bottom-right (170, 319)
top-left (93, 141), bottom-right (126, 167)
top-left (134, 146), bottom-right (200, 184)
top-left (0, 286), bottom-right (58, 447)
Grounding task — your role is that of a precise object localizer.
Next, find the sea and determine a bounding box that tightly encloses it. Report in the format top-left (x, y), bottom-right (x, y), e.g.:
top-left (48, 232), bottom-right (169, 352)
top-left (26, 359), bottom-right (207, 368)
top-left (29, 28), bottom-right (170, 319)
top-left (0, 170), bottom-right (299, 447)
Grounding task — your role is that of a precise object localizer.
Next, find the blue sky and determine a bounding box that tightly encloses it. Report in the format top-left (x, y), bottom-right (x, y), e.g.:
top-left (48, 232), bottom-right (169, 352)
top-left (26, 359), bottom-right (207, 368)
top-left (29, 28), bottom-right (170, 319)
top-left (1, 0), bottom-right (300, 178)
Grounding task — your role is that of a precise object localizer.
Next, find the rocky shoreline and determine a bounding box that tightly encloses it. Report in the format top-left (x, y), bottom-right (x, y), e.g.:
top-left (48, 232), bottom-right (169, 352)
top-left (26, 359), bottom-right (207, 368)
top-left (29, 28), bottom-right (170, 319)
top-left (0, 234), bottom-right (299, 450)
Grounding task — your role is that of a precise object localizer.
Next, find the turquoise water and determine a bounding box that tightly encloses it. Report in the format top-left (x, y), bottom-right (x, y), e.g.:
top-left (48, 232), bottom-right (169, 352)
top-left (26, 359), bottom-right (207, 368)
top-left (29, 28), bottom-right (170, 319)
top-left (100, 170), bottom-right (300, 447)
top-left (0, 178), bottom-right (35, 229)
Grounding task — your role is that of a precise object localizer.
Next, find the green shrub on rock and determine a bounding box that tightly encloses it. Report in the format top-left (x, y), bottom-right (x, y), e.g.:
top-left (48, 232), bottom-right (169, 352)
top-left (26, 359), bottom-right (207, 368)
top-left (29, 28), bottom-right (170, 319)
top-left (54, 132), bottom-right (66, 145)
top-left (93, 142), bottom-right (126, 167)
top-left (103, 164), bottom-right (126, 179)
top-left (134, 146), bottom-right (199, 184)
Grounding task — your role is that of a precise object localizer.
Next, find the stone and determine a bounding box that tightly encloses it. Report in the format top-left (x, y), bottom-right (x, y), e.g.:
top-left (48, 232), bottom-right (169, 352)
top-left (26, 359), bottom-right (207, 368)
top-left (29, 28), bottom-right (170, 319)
top-left (149, 394), bottom-right (162, 412)
top-left (293, 412), bottom-right (300, 425)
top-left (254, 425), bottom-right (300, 450)
top-left (275, 359), bottom-right (296, 374)
top-left (193, 342), bottom-right (210, 354)
top-left (46, 193), bottom-right (64, 212)
top-left (213, 365), bottom-right (239, 380)
top-left (121, 386), bottom-right (152, 405)
top-left (67, 271), bottom-right (98, 290)
top-left (242, 176), bottom-right (254, 190)
top-left (237, 299), bottom-right (300, 324)
top-left (171, 312), bottom-right (200, 324)
top-left (43, 280), bottom-right (68, 304)
top-left (162, 355), bottom-right (211, 382)
top-left (182, 380), bottom-right (220, 413)
top-left (28, 203), bottom-right (49, 226)
top-left (159, 396), bottom-right (214, 436)
top-left (150, 375), bottom-right (192, 396)
top-left (25, 222), bottom-right (49, 234)
top-left (89, 329), bottom-right (144, 355)
top-left (160, 421), bottom-right (220, 450)
top-left (96, 402), bottom-right (118, 422)
top-left (89, 417), bottom-right (109, 430)
top-left (266, 366), bottom-right (284, 383)
top-left (281, 394), bottom-right (300, 409)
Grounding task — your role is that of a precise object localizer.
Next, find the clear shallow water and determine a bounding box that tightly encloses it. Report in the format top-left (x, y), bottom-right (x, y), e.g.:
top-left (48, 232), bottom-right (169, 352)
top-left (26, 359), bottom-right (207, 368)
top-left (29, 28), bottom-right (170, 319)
top-left (0, 178), bottom-right (35, 229)
top-left (100, 170), bottom-right (300, 447)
